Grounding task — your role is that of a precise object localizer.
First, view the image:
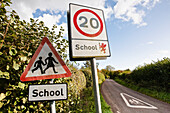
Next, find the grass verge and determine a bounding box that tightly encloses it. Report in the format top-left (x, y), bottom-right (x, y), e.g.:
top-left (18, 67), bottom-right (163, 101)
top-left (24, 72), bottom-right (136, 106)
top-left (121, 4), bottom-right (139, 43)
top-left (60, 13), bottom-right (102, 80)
top-left (114, 78), bottom-right (170, 104)
top-left (80, 86), bottom-right (113, 113)
top-left (101, 94), bottom-right (113, 113)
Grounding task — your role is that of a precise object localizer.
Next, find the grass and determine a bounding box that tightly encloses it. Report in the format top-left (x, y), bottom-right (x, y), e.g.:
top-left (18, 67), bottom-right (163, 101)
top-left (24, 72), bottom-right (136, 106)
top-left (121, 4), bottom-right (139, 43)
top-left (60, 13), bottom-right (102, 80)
top-left (114, 78), bottom-right (170, 104)
top-left (80, 86), bottom-right (113, 113)
top-left (101, 94), bottom-right (113, 113)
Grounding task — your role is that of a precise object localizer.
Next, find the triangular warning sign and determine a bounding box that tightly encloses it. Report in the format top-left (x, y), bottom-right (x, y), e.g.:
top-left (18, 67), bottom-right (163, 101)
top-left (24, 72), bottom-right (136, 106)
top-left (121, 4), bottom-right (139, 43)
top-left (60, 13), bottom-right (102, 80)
top-left (20, 37), bottom-right (72, 82)
top-left (120, 93), bottom-right (157, 109)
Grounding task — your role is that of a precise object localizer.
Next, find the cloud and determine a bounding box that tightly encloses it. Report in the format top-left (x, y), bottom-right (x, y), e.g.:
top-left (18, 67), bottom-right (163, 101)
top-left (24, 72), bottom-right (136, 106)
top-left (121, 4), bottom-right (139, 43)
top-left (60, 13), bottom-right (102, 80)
top-left (141, 50), bottom-right (170, 66)
top-left (147, 41), bottom-right (154, 45)
top-left (35, 14), bottom-right (62, 29)
top-left (10, 0), bottom-right (160, 28)
top-left (113, 0), bottom-right (160, 26)
top-left (10, 0), bottom-right (114, 39)
top-left (10, 0), bottom-right (113, 20)
top-left (36, 14), bottom-right (68, 38)
top-left (158, 50), bottom-right (169, 54)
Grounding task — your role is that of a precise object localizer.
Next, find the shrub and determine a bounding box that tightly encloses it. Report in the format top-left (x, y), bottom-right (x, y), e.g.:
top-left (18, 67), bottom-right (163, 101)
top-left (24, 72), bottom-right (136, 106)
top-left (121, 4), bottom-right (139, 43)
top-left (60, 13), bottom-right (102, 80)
top-left (130, 58), bottom-right (170, 92)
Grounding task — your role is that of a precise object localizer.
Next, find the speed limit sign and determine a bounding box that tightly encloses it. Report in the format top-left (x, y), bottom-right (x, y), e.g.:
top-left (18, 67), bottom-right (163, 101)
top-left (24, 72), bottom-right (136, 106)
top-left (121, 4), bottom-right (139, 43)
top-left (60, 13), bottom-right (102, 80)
top-left (68, 3), bottom-right (111, 60)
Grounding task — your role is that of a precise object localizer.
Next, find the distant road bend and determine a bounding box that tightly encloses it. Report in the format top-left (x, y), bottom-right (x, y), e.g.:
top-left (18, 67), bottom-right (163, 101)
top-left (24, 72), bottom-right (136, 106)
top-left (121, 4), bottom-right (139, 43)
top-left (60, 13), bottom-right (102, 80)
top-left (101, 79), bottom-right (170, 113)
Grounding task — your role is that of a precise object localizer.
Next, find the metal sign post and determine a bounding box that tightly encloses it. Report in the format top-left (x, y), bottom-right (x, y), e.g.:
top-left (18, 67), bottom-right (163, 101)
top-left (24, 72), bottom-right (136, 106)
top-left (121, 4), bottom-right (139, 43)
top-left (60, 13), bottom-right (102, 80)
top-left (91, 58), bottom-right (102, 113)
top-left (50, 79), bottom-right (56, 113)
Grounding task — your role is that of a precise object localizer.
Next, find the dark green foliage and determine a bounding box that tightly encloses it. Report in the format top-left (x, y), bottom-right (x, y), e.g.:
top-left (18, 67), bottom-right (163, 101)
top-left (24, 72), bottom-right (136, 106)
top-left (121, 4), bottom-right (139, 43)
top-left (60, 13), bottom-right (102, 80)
top-left (81, 67), bottom-right (111, 112)
top-left (115, 78), bottom-right (170, 104)
top-left (80, 87), bottom-right (95, 113)
top-left (81, 68), bottom-right (93, 87)
top-left (130, 57), bottom-right (170, 92)
top-left (80, 85), bottom-right (112, 113)
top-left (113, 58), bottom-right (170, 103)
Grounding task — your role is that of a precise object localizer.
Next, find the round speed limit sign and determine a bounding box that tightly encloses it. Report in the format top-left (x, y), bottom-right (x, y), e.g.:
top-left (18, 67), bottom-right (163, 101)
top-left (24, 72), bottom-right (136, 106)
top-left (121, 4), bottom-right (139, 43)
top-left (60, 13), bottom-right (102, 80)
top-left (70, 3), bottom-right (108, 40)
top-left (73, 9), bottom-right (103, 37)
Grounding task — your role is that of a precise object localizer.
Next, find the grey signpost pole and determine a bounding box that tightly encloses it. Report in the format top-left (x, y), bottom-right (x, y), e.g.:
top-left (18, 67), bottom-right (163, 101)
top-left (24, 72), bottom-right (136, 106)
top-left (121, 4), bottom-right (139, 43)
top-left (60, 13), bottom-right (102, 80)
top-left (50, 79), bottom-right (56, 113)
top-left (91, 58), bottom-right (102, 113)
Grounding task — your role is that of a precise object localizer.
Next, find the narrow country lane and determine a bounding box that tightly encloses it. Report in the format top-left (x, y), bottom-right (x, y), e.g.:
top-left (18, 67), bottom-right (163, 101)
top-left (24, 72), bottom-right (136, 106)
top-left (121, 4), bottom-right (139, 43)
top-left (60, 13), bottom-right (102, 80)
top-left (101, 79), bottom-right (170, 113)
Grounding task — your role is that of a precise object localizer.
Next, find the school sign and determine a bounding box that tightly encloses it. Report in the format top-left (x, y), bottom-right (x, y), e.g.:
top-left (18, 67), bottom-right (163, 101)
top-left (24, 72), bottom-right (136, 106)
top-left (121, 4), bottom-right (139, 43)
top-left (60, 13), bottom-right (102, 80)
top-left (20, 37), bottom-right (72, 82)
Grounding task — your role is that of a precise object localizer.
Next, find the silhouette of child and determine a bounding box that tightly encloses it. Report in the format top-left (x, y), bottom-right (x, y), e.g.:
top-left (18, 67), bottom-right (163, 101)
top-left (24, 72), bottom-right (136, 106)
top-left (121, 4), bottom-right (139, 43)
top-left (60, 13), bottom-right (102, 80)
top-left (44, 52), bottom-right (58, 73)
top-left (32, 56), bottom-right (45, 74)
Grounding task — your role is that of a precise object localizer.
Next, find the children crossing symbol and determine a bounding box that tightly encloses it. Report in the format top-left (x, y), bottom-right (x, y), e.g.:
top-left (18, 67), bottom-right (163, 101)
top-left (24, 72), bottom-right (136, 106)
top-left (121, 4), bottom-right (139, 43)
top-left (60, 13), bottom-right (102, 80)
top-left (32, 56), bottom-right (45, 74)
top-left (32, 52), bottom-right (59, 74)
top-left (44, 52), bottom-right (58, 74)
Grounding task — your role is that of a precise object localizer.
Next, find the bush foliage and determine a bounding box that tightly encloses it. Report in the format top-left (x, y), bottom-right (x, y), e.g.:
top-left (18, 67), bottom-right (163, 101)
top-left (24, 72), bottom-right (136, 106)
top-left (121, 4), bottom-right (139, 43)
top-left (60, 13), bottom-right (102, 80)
top-left (130, 58), bottom-right (170, 92)
top-left (0, 1), bottom-right (86, 112)
top-left (104, 58), bottom-right (170, 93)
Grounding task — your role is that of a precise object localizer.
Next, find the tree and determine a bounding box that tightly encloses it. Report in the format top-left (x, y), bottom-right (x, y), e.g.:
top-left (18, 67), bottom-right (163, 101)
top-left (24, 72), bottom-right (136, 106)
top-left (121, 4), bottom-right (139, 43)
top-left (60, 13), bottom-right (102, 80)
top-left (96, 62), bottom-right (99, 69)
top-left (105, 65), bottom-right (115, 71)
top-left (0, 1), bottom-right (80, 112)
top-left (83, 61), bottom-right (91, 68)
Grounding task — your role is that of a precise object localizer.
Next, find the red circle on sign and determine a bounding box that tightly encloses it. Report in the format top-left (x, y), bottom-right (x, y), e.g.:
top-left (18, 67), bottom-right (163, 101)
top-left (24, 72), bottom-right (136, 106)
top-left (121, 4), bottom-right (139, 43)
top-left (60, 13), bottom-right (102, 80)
top-left (73, 9), bottom-right (103, 37)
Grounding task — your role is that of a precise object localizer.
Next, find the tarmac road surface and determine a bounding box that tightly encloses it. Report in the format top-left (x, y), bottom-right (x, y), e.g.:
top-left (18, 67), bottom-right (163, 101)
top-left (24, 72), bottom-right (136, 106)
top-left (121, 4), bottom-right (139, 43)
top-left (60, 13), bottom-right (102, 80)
top-left (101, 79), bottom-right (170, 113)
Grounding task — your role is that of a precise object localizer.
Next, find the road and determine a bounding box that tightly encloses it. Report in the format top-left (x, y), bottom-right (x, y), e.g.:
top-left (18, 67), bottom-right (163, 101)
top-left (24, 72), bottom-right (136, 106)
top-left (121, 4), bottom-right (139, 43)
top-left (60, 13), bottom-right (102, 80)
top-left (101, 79), bottom-right (170, 113)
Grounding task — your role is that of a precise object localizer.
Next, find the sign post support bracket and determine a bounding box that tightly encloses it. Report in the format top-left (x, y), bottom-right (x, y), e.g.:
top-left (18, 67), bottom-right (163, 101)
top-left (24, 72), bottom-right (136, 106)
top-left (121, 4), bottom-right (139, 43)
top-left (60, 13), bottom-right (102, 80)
top-left (90, 58), bottom-right (102, 113)
top-left (50, 79), bottom-right (56, 113)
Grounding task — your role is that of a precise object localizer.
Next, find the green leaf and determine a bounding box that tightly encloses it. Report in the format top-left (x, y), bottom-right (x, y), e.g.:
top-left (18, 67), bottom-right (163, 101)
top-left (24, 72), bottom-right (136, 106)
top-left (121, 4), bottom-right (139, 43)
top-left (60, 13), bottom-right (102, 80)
top-left (28, 52), bottom-right (32, 56)
top-left (29, 105), bottom-right (33, 108)
top-left (9, 49), bottom-right (13, 56)
top-left (18, 82), bottom-right (25, 89)
top-left (14, 25), bottom-right (17, 29)
top-left (3, 72), bottom-right (9, 77)
top-left (6, 65), bottom-right (9, 70)
top-left (21, 56), bottom-right (27, 61)
top-left (22, 98), bottom-right (27, 104)
top-left (13, 61), bottom-right (20, 70)
top-left (1, 3), bottom-right (5, 8)
top-left (0, 52), bottom-right (3, 55)
top-left (0, 102), bottom-right (4, 108)
top-left (0, 70), bottom-right (3, 75)
top-left (6, 91), bottom-right (12, 96)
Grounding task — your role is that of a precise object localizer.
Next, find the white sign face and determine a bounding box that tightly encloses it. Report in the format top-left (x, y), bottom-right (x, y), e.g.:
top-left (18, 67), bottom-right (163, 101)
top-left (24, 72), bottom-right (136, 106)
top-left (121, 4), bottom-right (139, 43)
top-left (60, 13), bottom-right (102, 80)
top-left (29, 84), bottom-right (67, 101)
top-left (69, 3), bottom-right (111, 59)
top-left (70, 4), bottom-right (107, 40)
top-left (72, 40), bottom-right (110, 58)
top-left (26, 43), bottom-right (66, 77)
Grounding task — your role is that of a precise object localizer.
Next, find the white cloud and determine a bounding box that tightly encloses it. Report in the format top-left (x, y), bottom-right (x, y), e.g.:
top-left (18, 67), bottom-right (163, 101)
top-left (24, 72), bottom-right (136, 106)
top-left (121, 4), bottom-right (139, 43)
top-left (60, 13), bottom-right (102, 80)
top-left (147, 41), bottom-right (154, 45)
top-left (10, 0), bottom-right (113, 20)
top-left (10, 0), bottom-right (160, 28)
top-left (113, 0), bottom-right (160, 26)
top-left (158, 50), bottom-right (169, 54)
top-left (35, 14), bottom-right (62, 29)
top-left (35, 14), bottom-right (68, 38)
top-left (10, 0), bottom-right (114, 39)
top-left (140, 50), bottom-right (170, 66)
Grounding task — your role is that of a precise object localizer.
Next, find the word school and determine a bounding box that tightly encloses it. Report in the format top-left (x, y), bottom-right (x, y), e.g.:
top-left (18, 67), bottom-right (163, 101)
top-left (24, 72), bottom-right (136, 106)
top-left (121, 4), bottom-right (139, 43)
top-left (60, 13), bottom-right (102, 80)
top-left (32, 88), bottom-right (64, 97)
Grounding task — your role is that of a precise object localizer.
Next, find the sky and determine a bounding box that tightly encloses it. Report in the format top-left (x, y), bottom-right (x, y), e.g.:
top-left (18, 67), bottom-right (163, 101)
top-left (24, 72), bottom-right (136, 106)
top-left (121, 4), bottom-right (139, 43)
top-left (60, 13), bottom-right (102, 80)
top-left (10, 0), bottom-right (170, 70)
